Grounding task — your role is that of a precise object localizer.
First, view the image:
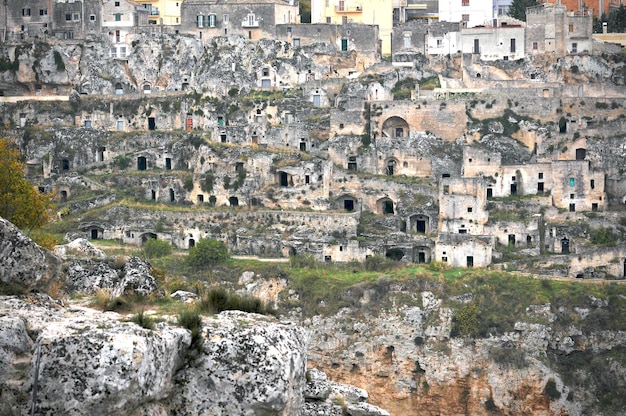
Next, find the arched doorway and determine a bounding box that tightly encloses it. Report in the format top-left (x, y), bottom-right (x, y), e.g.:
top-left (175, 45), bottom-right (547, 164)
top-left (189, 239), bottom-right (195, 248)
top-left (410, 214), bottom-right (429, 234)
top-left (385, 158), bottom-right (398, 176)
top-left (381, 116), bottom-right (410, 139)
top-left (141, 233), bottom-right (157, 245)
top-left (229, 196), bottom-right (239, 206)
top-left (377, 197), bottom-right (395, 215)
top-left (386, 248), bottom-right (404, 261)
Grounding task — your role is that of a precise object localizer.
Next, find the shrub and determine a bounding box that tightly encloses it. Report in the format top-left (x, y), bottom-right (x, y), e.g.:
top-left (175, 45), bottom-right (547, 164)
top-left (590, 227), bottom-right (617, 246)
top-left (114, 155), bottom-right (130, 170)
top-left (143, 238), bottom-right (172, 259)
top-left (490, 346), bottom-right (528, 369)
top-left (451, 304), bottom-right (480, 337)
top-left (53, 50), bottom-right (65, 72)
top-left (364, 255), bottom-right (395, 272)
top-left (544, 379), bottom-right (561, 400)
top-left (187, 238), bottom-right (229, 267)
top-left (130, 310), bottom-right (155, 330)
top-left (289, 254), bottom-right (317, 268)
top-left (202, 173), bottom-right (214, 193)
top-left (183, 174), bottom-right (194, 191)
top-left (177, 308), bottom-right (203, 350)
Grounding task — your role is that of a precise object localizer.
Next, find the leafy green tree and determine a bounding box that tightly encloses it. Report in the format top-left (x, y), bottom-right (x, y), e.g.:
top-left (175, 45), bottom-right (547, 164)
top-left (300, 0), bottom-right (311, 23)
top-left (590, 227), bottom-right (617, 247)
top-left (608, 5), bottom-right (626, 33)
top-left (142, 238), bottom-right (172, 259)
top-left (508, 0), bottom-right (538, 22)
top-left (187, 238), bottom-right (229, 267)
top-left (0, 138), bottom-right (54, 232)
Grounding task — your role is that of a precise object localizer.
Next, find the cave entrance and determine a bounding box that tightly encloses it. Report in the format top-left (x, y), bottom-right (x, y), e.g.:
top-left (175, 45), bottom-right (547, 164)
top-left (148, 117), bottom-right (156, 130)
top-left (229, 196), bottom-right (239, 206)
top-left (386, 248), bottom-right (404, 261)
top-left (137, 157), bottom-right (147, 171)
top-left (141, 233), bottom-right (157, 245)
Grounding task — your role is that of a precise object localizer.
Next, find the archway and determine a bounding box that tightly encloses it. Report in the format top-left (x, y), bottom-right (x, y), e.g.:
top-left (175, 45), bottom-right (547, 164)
top-left (410, 214), bottom-right (430, 234)
top-left (141, 233), bottom-right (157, 245)
top-left (386, 248), bottom-right (404, 261)
top-left (229, 196), bottom-right (239, 206)
top-left (385, 158), bottom-right (398, 176)
top-left (381, 116), bottom-right (409, 139)
top-left (377, 197), bottom-right (395, 215)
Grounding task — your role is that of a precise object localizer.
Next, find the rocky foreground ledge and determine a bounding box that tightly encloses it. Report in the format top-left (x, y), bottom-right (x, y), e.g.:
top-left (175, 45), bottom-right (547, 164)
top-left (0, 294), bottom-right (389, 416)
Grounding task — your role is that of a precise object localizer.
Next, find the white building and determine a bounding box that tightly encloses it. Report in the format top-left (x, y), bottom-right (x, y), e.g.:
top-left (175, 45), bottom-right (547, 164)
top-left (460, 18), bottom-right (525, 60)
top-left (439, 0), bottom-right (493, 28)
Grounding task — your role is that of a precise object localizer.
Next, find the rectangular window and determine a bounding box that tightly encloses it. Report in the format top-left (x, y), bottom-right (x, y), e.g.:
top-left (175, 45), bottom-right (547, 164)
top-left (248, 14), bottom-right (255, 26)
top-left (338, 0), bottom-right (345, 11)
top-left (570, 193), bottom-right (575, 199)
top-left (326, 17), bottom-right (331, 23)
top-left (326, 0), bottom-right (329, 6)
top-left (119, 47), bottom-right (127, 58)
top-left (223, 14), bottom-right (229, 23)
top-left (341, 38), bottom-right (348, 51)
top-left (293, 38), bottom-right (300, 47)
top-left (510, 38), bottom-right (516, 53)
top-left (22, 8), bottom-right (31, 17)
top-left (66, 13), bottom-right (72, 21)
top-left (569, 24), bottom-right (574, 32)
top-left (73, 13), bottom-right (80, 21)
top-left (442, 256), bottom-right (447, 262)
top-left (39, 9), bottom-right (48, 16)
top-left (436, 39), bottom-right (443, 47)
top-left (571, 42), bottom-right (577, 53)
top-left (115, 1), bottom-right (120, 6)
top-left (569, 203), bottom-right (575, 212)
top-left (115, 13), bottom-right (121, 21)
top-left (197, 15), bottom-right (204, 28)
top-left (208, 14), bottom-right (216, 27)
top-left (467, 207), bottom-right (473, 213)
top-left (462, 14), bottom-right (469, 22)
top-left (462, 0), bottom-right (469, 6)
top-left (404, 35), bottom-right (411, 48)
top-left (590, 179), bottom-right (595, 189)
top-left (538, 172), bottom-right (543, 179)
top-left (569, 178), bottom-right (575, 187)
top-left (533, 42), bottom-right (538, 50)
top-left (110, 47), bottom-right (117, 58)
top-left (66, 31), bottom-right (74, 39)
top-left (90, 15), bottom-right (96, 21)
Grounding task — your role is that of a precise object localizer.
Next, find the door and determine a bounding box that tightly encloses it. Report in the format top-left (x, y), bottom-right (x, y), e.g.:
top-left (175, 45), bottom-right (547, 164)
top-left (418, 252), bottom-right (426, 264)
top-left (186, 116), bottom-right (193, 131)
top-left (148, 117), bottom-right (156, 130)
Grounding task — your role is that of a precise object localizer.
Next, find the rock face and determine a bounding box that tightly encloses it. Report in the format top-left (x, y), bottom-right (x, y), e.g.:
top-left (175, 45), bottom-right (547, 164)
top-left (0, 295), bottom-right (388, 416)
top-left (65, 256), bottom-right (159, 297)
top-left (0, 217), bottom-right (60, 293)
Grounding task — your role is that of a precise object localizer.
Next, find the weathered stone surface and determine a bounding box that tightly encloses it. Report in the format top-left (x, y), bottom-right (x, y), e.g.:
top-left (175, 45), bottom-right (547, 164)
top-left (54, 238), bottom-right (106, 260)
top-left (0, 217), bottom-right (61, 293)
top-left (169, 310), bottom-right (307, 416)
top-left (64, 256), bottom-right (158, 297)
top-left (170, 290), bottom-right (199, 303)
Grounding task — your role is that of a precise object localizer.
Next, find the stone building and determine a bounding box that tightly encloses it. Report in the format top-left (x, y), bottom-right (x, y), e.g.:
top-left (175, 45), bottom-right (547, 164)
top-left (438, 177), bottom-right (490, 235)
top-left (0, 0), bottom-right (51, 41)
top-left (460, 18), bottom-right (525, 61)
top-left (435, 233), bottom-right (493, 268)
top-left (438, 0), bottom-right (494, 29)
top-left (526, 3), bottom-right (593, 56)
top-left (180, 0), bottom-right (299, 41)
top-left (392, 21), bottom-right (460, 56)
top-left (310, 0), bottom-right (393, 55)
top-left (134, 0), bottom-right (182, 25)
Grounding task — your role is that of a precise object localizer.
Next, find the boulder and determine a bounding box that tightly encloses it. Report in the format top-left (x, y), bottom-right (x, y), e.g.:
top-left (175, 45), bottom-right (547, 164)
top-left (54, 238), bottom-right (106, 260)
top-left (0, 217), bottom-right (61, 293)
top-left (169, 310), bottom-right (307, 416)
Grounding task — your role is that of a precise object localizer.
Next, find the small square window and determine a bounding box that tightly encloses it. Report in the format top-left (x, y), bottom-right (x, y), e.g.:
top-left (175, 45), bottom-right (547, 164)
top-left (89, 15), bottom-right (96, 21)
top-left (538, 172), bottom-right (543, 179)
top-left (570, 193), bottom-right (575, 199)
top-left (511, 176), bottom-right (516, 181)
top-left (115, 1), bottom-right (120, 6)
top-left (467, 207), bottom-right (473, 213)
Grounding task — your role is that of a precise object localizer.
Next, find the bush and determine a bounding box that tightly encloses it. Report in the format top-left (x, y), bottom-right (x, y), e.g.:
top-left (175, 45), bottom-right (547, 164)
top-left (177, 308), bottom-right (203, 351)
top-left (451, 304), bottom-right (480, 337)
top-left (590, 227), bottom-right (617, 246)
top-left (544, 379), bottom-right (561, 400)
top-left (490, 346), bottom-right (528, 369)
top-left (289, 254), bottom-right (317, 268)
top-left (187, 238), bottom-right (229, 267)
top-left (130, 310), bottom-right (155, 330)
top-left (143, 238), bottom-right (172, 259)
top-left (183, 174), bottom-right (194, 191)
top-left (198, 287), bottom-right (273, 315)
top-left (364, 255), bottom-right (395, 272)
top-left (114, 155), bottom-right (130, 170)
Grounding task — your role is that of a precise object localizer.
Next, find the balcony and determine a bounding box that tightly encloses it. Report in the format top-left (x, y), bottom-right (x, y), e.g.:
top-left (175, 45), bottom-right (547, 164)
top-left (335, 5), bottom-right (363, 13)
top-left (241, 20), bottom-right (259, 28)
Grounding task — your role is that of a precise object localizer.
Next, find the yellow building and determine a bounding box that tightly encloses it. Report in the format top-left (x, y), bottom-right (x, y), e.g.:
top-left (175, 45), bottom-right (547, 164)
top-left (311, 0), bottom-right (393, 56)
top-left (134, 0), bottom-right (182, 25)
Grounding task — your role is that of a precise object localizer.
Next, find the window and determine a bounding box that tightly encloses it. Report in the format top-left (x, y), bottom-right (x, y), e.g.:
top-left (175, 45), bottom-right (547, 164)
top-left (115, 13), bottom-right (121, 21)
top-left (338, 0), bottom-right (345, 11)
top-left (467, 207), bottom-right (473, 213)
top-left (66, 31), bottom-right (74, 39)
top-left (40, 9), bottom-right (48, 16)
top-left (197, 15), bottom-right (204, 27)
top-left (571, 42), bottom-right (577, 53)
top-left (404, 34), bottom-right (411, 48)
top-left (568, 24), bottom-right (573, 32)
top-left (570, 193), bottom-right (575, 199)
top-left (510, 39), bottom-right (516, 53)
top-left (293, 38), bottom-right (300, 47)
top-left (223, 14), bottom-right (229, 23)
top-left (326, 0), bottom-right (329, 6)
top-left (436, 39), bottom-right (443, 47)
top-left (66, 13), bottom-right (72, 21)
top-left (533, 42), bottom-right (538, 50)
top-left (341, 38), bottom-right (348, 51)
top-left (569, 203), bottom-right (575, 212)
top-left (115, 1), bottom-right (120, 6)
top-left (442, 256), bottom-right (448, 262)
top-left (111, 47), bottom-right (117, 58)
top-left (462, 14), bottom-right (469, 22)
top-left (73, 13), bottom-right (80, 21)
top-left (590, 179), bottom-right (595, 189)
top-left (538, 172), bottom-right (543, 179)
top-left (22, 8), bottom-right (31, 17)
top-left (208, 14), bottom-right (216, 27)
top-left (462, 0), bottom-right (469, 6)
top-left (342, 15), bottom-right (348, 24)
top-left (569, 178), bottom-right (575, 187)
top-left (119, 47), bottom-right (127, 58)
top-left (89, 14), bottom-right (96, 21)
top-left (248, 14), bottom-right (255, 26)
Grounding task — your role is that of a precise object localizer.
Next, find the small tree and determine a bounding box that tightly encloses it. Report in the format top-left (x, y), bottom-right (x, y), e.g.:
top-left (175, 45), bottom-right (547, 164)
top-left (188, 238), bottom-right (229, 267)
top-left (143, 238), bottom-right (172, 259)
top-left (508, 0), bottom-right (538, 22)
top-left (0, 138), bottom-right (54, 232)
